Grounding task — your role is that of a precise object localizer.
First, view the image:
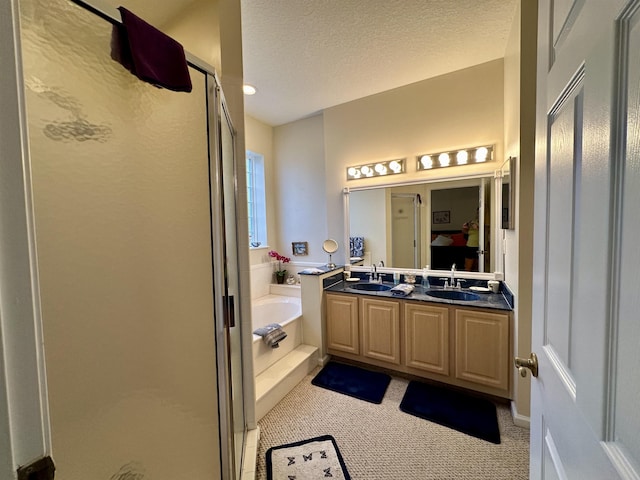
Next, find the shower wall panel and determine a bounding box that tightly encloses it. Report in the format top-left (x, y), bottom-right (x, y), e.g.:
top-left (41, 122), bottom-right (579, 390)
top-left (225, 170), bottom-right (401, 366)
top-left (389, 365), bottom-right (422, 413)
top-left (19, 0), bottom-right (221, 477)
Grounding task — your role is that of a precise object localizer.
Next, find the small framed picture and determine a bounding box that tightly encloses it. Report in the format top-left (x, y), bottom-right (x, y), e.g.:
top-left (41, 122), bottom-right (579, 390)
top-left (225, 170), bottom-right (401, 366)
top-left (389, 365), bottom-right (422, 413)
top-left (292, 241), bottom-right (308, 256)
top-left (432, 210), bottom-right (451, 224)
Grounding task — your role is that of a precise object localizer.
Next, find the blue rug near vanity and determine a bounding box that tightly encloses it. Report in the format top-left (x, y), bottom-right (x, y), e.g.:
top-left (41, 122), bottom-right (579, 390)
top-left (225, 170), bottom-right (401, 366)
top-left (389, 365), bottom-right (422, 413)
top-left (311, 362), bottom-right (391, 404)
top-left (399, 380), bottom-right (501, 444)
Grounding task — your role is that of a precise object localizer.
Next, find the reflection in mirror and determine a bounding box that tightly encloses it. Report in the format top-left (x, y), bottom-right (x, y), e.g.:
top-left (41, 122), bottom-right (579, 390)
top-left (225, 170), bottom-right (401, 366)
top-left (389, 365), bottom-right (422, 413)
top-left (347, 177), bottom-right (495, 273)
top-left (431, 186), bottom-right (479, 271)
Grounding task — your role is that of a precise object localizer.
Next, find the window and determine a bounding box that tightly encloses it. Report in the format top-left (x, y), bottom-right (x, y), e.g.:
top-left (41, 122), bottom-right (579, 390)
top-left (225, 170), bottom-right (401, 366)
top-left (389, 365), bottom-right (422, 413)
top-left (246, 150), bottom-right (267, 247)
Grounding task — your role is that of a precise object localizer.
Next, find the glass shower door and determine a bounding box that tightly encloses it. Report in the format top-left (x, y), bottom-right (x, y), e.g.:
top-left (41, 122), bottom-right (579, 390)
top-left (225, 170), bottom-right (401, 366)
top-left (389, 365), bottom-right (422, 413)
top-left (221, 99), bottom-right (246, 480)
top-left (18, 0), bottom-right (232, 477)
top-left (209, 86), bottom-right (246, 478)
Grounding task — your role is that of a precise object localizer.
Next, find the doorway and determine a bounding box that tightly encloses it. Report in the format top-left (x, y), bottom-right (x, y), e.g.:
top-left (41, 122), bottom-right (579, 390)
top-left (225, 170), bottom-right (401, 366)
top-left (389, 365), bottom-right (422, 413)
top-left (390, 193), bottom-right (421, 268)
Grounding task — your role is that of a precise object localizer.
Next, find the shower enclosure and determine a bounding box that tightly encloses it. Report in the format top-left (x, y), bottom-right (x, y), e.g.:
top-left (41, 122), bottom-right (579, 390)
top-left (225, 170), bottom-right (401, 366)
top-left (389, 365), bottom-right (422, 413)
top-left (4, 0), bottom-right (247, 478)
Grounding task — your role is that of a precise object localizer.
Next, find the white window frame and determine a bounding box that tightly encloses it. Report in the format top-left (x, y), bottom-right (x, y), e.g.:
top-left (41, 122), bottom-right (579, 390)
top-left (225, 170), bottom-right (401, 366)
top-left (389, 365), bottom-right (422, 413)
top-left (246, 150), bottom-right (267, 248)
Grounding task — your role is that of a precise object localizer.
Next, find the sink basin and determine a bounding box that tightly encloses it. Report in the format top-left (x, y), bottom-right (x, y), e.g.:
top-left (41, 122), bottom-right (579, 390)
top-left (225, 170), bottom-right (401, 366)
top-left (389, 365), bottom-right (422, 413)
top-left (425, 289), bottom-right (480, 301)
top-left (349, 283), bottom-right (392, 292)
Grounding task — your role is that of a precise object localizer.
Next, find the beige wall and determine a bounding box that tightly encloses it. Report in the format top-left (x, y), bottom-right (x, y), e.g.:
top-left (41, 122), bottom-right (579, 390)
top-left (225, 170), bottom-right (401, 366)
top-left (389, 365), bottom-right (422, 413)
top-left (274, 114), bottom-right (327, 265)
top-left (250, 60), bottom-right (505, 267)
top-left (164, 0), bottom-right (221, 73)
top-left (324, 59), bottom-right (505, 263)
top-left (516, 0), bottom-right (537, 422)
top-left (503, 0), bottom-right (521, 299)
top-left (503, 0), bottom-right (537, 422)
top-left (245, 115), bottom-right (276, 266)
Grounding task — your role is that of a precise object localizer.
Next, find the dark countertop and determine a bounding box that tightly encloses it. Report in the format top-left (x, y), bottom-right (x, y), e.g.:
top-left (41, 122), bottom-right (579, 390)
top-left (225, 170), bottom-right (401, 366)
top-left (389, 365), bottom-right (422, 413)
top-left (325, 279), bottom-right (513, 311)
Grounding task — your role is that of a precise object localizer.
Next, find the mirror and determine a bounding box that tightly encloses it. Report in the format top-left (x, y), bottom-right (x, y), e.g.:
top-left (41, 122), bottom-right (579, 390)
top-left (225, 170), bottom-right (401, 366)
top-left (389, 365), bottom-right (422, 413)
top-left (501, 156), bottom-right (516, 230)
top-left (346, 176), bottom-right (496, 273)
top-left (322, 238), bottom-right (339, 268)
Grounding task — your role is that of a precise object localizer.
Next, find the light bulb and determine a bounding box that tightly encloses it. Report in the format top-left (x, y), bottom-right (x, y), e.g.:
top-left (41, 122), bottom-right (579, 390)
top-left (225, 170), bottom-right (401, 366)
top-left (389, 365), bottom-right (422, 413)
top-left (361, 165), bottom-right (371, 175)
top-left (347, 167), bottom-right (358, 177)
top-left (389, 160), bottom-right (401, 172)
top-left (456, 150), bottom-right (468, 165)
top-left (420, 155), bottom-right (433, 169)
top-left (374, 163), bottom-right (386, 174)
top-left (438, 153), bottom-right (450, 167)
top-left (475, 147), bottom-right (488, 162)
top-left (242, 84), bottom-right (257, 95)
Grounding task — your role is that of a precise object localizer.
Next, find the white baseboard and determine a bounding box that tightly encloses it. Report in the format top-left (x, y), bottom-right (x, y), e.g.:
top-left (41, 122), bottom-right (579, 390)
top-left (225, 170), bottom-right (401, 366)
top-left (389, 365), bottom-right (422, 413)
top-left (510, 401), bottom-right (531, 428)
top-left (318, 354), bottom-right (331, 367)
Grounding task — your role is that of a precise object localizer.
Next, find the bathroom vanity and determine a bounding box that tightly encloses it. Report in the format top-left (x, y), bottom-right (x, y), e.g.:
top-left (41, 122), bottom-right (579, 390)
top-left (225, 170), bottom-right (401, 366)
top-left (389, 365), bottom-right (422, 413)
top-left (324, 281), bottom-right (513, 399)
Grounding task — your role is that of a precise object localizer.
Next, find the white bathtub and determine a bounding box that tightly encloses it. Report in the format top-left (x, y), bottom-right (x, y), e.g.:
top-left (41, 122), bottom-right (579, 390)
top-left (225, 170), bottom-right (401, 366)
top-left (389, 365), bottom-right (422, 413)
top-left (251, 295), bottom-right (302, 376)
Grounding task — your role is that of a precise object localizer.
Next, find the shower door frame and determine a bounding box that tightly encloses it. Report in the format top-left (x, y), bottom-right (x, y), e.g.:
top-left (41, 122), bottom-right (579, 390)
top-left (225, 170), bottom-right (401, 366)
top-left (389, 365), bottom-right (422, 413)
top-left (0, 0), bottom-right (247, 478)
top-left (209, 79), bottom-right (248, 479)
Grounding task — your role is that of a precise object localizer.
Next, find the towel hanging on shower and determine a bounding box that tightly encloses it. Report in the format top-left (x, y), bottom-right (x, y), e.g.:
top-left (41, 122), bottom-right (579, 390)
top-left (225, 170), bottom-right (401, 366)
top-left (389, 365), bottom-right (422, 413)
top-left (114, 7), bottom-right (192, 92)
top-left (253, 323), bottom-right (288, 349)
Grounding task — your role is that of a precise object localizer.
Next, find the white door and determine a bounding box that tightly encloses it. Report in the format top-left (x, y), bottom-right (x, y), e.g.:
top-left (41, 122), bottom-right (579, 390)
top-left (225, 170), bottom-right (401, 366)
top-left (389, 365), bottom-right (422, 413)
top-left (391, 194), bottom-right (420, 268)
top-left (530, 1), bottom-right (640, 478)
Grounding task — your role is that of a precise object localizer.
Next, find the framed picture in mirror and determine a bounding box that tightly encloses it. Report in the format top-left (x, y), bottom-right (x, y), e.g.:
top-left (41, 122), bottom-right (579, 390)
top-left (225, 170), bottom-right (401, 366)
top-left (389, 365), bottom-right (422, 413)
top-left (432, 210), bottom-right (450, 224)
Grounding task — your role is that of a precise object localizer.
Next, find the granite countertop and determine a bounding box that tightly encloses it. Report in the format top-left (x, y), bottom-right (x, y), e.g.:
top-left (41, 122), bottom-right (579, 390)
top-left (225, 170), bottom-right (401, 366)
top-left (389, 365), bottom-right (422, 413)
top-left (325, 278), bottom-right (513, 311)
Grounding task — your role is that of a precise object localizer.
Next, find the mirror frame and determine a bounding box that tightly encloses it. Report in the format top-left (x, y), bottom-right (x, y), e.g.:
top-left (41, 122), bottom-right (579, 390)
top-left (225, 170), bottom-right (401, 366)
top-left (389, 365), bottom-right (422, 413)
top-left (344, 173), bottom-right (503, 277)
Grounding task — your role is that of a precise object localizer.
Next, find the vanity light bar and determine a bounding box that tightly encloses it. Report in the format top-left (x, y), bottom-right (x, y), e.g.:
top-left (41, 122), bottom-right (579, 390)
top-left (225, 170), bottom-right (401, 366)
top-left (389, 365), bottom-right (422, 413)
top-left (346, 158), bottom-right (406, 180)
top-left (416, 145), bottom-right (494, 171)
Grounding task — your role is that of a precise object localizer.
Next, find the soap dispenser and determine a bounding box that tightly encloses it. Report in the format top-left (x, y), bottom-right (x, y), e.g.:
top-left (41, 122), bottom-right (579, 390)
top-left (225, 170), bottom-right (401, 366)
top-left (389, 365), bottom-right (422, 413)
top-left (422, 265), bottom-right (430, 289)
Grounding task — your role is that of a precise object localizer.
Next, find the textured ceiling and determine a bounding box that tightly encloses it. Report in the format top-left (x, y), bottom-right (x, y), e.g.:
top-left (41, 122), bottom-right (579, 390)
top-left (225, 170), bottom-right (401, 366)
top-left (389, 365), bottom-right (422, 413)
top-left (241, 0), bottom-right (519, 126)
top-left (104, 0), bottom-right (519, 127)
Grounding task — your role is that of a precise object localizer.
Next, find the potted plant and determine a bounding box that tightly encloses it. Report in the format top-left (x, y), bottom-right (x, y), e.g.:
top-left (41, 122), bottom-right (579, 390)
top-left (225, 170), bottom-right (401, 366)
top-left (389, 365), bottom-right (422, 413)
top-left (268, 250), bottom-right (291, 284)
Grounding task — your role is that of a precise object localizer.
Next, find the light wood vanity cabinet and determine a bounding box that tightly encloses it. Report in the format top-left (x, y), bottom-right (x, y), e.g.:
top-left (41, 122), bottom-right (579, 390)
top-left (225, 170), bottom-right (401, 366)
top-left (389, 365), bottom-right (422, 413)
top-left (454, 308), bottom-right (510, 392)
top-left (325, 292), bottom-right (512, 398)
top-left (361, 298), bottom-right (401, 365)
top-left (404, 302), bottom-right (450, 376)
top-left (325, 293), bottom-right (359, 355)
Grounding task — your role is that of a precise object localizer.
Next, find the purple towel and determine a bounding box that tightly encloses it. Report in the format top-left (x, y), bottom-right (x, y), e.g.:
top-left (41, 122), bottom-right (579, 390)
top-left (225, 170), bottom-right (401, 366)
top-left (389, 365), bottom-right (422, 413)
top-left (114, 7), bottom-right (192, 92)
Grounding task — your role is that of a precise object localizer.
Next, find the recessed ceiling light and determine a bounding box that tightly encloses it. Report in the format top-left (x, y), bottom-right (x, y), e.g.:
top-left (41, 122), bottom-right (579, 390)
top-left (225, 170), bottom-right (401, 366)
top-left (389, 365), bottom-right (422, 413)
top-left (243, 84), bottom-right (257, 95)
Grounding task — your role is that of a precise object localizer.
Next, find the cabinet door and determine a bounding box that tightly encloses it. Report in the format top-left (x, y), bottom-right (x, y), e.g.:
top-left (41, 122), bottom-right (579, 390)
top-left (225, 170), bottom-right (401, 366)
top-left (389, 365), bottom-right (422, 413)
top-left (404, 303), bottom-right (449, 376)
top-left (326, 294), bottom-right (359, 355)
top-left (361, 298), bottom-right (400, 365)
top-left (454, 309), bottom-right (510, 392)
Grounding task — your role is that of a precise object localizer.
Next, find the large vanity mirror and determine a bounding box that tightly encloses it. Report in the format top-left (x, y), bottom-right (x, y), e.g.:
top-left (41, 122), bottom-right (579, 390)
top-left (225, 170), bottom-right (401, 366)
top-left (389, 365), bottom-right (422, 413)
top-left (345, 175), bottom-right (498, 274)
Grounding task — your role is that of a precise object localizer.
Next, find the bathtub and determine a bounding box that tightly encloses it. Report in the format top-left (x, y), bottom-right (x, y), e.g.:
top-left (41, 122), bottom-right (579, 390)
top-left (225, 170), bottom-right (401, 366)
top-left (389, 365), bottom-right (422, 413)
top-left (251, 294), bottom-right (302, 376)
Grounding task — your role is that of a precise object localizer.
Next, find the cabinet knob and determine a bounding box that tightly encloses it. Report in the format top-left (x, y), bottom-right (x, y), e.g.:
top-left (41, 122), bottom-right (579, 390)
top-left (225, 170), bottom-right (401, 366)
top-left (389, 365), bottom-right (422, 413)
top-left (514, 352), bottom-right (538, 378)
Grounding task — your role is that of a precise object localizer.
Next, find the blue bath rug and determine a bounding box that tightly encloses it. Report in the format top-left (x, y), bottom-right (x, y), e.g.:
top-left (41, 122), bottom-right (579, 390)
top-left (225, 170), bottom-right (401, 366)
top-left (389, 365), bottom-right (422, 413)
top-left (399, 380), bottom-right (501, 444)
top-left (266, 435), bottom-right (351, 480)
top-left (311, 362), bottom-right (391, 404)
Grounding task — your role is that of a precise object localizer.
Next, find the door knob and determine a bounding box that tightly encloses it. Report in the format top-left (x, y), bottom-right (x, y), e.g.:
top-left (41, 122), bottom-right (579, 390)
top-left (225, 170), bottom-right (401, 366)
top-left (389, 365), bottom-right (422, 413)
top-left (514, 352), bottom-right (538, 378)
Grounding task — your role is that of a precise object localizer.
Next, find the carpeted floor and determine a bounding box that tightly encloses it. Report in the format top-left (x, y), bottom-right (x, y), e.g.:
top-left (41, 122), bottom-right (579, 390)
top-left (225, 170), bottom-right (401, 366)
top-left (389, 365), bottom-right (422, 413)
top-left (256, 366), bottom-right (530, 479)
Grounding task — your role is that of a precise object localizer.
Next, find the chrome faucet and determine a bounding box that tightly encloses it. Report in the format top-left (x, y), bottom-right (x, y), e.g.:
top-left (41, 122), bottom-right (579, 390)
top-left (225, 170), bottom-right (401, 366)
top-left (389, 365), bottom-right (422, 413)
top-left (370, 264), bottom-right (377, 282)
top-left (450, 264), bottom-right (456, 288)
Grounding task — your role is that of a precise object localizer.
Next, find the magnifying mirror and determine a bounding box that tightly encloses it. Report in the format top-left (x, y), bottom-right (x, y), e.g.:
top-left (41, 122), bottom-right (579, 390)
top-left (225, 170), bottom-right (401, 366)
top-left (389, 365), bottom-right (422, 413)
top-left (322, 239), bottom-right (339, 268)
